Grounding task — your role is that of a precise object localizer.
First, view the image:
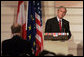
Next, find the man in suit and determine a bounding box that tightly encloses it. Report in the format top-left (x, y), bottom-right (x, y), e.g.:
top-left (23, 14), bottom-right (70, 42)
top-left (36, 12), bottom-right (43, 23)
top-left (2, 24), bottom-right (33, 56)
top-left (45, 6), bottom-right (71, 39)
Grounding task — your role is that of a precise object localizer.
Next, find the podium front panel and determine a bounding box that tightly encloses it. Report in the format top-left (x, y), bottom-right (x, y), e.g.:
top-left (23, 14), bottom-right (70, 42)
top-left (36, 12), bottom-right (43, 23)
top-left (44, 33), bottom-right (69, 41)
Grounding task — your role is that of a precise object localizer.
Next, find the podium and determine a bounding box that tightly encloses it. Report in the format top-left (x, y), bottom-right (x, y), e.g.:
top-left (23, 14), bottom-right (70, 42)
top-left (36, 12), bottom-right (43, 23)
top-left (44, 33), bottom-right (69, 41)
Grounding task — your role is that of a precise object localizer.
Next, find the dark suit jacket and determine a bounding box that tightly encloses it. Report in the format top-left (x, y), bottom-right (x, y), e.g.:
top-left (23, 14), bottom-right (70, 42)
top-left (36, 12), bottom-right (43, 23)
top-left (45, 17), bottom-right (71, 39)
top-left (2, 35), bottom-right (33, 56)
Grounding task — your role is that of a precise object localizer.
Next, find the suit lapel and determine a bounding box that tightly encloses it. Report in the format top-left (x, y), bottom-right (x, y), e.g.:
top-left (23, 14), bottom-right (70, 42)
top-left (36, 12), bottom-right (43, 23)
top-left (55, 17), bottom-right (60, 31)
top-left (62, 19), bottom-right (65, 32)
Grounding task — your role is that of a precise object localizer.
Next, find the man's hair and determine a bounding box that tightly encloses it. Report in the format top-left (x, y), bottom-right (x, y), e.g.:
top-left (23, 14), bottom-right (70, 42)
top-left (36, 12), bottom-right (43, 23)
top-left (58, 6), bottom-right (67, 12)
top-left (39, 50), bottom-right (56, 56)
top-left (11, 24), bottom-right (22, 34)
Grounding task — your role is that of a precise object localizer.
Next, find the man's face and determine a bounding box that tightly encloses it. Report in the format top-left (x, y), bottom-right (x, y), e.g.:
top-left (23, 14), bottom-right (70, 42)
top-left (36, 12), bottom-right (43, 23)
top-left (57, 8), bottom-right (67, 19)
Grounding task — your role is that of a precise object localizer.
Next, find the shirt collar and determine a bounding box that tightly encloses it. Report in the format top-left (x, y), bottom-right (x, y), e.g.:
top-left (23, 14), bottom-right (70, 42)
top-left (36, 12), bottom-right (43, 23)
top-left (57, 16), bottom-right (62, 22)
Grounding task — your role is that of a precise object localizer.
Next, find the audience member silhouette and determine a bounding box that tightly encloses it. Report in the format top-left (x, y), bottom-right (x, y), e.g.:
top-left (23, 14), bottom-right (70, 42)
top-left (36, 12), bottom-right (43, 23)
top-left (38, 50), bottom-right (73, 56)
top-left (38, 50), bottom-right (56, 56)
top-left (2, 24), bottom-right (33, 56)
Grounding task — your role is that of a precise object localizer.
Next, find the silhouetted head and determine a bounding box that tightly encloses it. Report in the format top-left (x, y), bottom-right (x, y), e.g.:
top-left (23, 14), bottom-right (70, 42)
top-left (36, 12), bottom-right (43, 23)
top-left (11, 24), bottom-right (22, 36)
top-left (39, 50), bottom-right (56, 56)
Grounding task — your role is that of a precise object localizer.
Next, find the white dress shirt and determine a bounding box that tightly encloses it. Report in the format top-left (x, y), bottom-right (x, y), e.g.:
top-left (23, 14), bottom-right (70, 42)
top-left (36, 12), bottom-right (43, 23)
top-left (57, 16), bottom-right (62, 26)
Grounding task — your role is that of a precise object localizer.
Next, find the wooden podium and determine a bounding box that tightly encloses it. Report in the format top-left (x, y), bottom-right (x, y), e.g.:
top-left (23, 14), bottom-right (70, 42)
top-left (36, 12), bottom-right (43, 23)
top-left (44, 33), bottom-right (69, 41)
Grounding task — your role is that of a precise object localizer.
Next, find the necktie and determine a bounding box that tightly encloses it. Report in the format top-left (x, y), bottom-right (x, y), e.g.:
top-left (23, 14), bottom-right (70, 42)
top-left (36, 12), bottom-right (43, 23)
top-left (59, 20), bottom-right (62, 32)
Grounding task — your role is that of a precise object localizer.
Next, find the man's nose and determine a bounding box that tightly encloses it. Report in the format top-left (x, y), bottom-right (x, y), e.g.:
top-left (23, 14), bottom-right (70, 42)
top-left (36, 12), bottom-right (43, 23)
top-left (61, 12), bottom-right (64, 14)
